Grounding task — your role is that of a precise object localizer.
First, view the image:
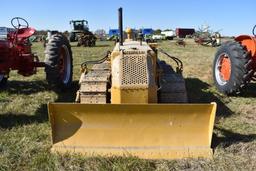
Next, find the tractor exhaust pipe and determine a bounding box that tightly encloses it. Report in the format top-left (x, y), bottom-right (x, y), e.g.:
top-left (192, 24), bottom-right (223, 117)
top-left (118, 7), bottom-right (123, 46)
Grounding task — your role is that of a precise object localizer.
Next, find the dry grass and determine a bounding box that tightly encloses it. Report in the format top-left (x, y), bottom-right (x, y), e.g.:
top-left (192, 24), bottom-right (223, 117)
top-left (0, 39), bottom-right (255, 171)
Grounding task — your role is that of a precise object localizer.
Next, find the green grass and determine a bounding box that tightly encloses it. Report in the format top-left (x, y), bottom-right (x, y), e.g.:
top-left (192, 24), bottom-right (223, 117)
top-left (0, 40), bottom-right (256, 171)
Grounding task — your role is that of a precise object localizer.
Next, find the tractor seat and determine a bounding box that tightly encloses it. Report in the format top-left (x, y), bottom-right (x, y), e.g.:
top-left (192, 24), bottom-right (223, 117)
top-left (16, 28), bottom-right (35, 38)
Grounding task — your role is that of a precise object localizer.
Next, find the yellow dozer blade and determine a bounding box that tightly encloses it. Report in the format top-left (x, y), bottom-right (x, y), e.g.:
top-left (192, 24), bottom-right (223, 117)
top-left (48, 103), bottom-right (216, 159)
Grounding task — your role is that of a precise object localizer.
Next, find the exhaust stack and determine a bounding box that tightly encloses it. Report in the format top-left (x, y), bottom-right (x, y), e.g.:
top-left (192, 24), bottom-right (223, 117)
top-left (118, 7), bottom-right (123, 45)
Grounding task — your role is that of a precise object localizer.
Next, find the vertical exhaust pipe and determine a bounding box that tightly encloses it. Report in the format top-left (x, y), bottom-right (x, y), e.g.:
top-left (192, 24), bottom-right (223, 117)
top-left (118, 7), bottom-right (123, 46)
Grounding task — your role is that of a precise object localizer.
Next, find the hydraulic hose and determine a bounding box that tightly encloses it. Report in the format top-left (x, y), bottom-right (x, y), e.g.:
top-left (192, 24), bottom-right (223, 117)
top-left (158, 48), bottom-right (183, 73)
top-left (80, 51), bottom-right (111, 72)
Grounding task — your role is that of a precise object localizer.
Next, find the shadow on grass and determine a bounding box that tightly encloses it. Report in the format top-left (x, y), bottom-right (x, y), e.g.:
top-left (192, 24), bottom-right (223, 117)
top-left (51, 81), bottom-right (79, 102)
top-left (0, 81), bottom-right (79, 129)
top-left (186, 78), bottom-right (256, 147)
top-left (212, 127), bottom-right (256, 148)
top-left (1, 80), bottom-right (50, 95)
top-left (236, 82), bottom-right (256, 97)
top-left (2, 78), bottom-right (253, 148)
top-left (0, 104), bottom-right (48, 129)
top-left (1, 80), bottom-right (78, 100)
top-left (185, 78), bottom-right (233, 117)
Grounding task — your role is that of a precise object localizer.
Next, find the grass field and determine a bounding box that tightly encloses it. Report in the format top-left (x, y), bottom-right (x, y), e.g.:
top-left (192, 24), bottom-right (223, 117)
top-left (0, 40), bottom-right (255, 171)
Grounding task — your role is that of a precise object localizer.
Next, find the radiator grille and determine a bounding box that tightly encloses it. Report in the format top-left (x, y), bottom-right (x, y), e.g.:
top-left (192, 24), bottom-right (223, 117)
top-left (120, 51), bottom-right (148, 88)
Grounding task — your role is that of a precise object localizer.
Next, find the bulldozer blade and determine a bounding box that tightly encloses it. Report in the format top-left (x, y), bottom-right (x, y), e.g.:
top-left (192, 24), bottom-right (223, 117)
top-left (48, 103), bottom-right (216, 159)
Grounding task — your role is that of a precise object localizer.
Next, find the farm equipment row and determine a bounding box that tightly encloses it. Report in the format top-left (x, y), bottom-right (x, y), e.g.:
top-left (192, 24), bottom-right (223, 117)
top-left (0, 8), bottom-right (217, 160)
top-left (5, 8), bottom-right (255, 160)
top-left (194, 31), bottom-right (221, 47)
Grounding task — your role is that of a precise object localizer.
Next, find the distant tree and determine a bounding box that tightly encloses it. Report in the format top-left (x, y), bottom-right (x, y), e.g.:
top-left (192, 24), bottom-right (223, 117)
top-left (95, 29), bottom-right (106, 36)
top-left (154, 29), bottom-right (162, 35)
top-left (34, 30), bottom-right (47, 36)
top-left (94, 29), bottom-right (107, 40)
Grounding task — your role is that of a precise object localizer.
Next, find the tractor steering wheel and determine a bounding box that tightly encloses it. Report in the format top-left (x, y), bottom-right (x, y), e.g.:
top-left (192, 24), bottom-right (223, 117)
top-left (11, 17), bottom-right (29, 29)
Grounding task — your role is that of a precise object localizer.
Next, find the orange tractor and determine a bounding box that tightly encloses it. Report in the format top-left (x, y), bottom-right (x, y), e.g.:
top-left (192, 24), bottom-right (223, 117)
top-left (213, 25), bottom-right (256, 94)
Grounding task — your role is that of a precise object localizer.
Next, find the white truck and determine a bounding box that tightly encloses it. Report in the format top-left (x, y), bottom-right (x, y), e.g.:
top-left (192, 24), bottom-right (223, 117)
top-left (161, 30), bottom-right (175, 40)
top-left (152, 34), bottom-right (165, 40)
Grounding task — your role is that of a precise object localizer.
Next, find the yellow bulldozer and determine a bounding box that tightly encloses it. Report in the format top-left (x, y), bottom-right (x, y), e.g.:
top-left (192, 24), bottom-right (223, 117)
top-left (48, 8), bottom-right (216, 159)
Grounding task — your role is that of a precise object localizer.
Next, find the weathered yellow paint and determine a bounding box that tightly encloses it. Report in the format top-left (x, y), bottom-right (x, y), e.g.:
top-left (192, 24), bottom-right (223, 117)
top-left (111, 87), bottom-right (157, 104)
top-left (110, 50), bottom-right (120, 62)
top-left (48, 40), bottom-right (217, 159)
top-left (110, 42), bottom-right (158, 104)
top-left (48, 102), bottom-right (216, 159)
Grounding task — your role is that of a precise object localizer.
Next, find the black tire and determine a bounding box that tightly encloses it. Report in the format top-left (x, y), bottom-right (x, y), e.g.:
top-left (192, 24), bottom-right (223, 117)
top-left (69, 32), bottom-right (76, 42)
top-left (91, 39), bottom-right (96, 47)
top-left (0, 75), bottom-right (8, 88)
top-left (45, 33), bottom-right (73, 89)
top-left (166, 37), bottom-right (174, 40)
top-left (77, 39), bottom-right (82, 47)
top-left (213, 41), bottom-right (253, 95)
top-left (211, 40), bottom-right (217, 47)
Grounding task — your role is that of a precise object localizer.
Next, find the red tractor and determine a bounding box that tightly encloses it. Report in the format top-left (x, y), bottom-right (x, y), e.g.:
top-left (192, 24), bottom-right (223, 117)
top-left (0, 17), bottom-right (72, 88)
top-left (213, 25), bottom-right (256, 94)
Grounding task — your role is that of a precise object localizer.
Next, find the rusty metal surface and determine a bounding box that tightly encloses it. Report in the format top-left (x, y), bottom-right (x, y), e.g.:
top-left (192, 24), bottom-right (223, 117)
top-left (77, 61), bottom-right (111, 104)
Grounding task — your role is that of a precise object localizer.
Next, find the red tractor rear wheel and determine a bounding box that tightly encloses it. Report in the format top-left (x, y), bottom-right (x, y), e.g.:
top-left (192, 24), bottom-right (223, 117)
top-left (213, 41), bottom-right (253, 95)
top-left (44, 33), bottom-right (73, 88)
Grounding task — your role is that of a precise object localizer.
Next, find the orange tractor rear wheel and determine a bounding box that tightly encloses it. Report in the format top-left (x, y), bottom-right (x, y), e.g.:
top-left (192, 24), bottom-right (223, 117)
top-left (213, 41), bottom-right (253, 94)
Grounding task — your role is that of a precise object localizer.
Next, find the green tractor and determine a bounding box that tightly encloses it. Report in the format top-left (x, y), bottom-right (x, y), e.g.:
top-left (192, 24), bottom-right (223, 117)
top-left (69, 20), bottom-right (96, 47)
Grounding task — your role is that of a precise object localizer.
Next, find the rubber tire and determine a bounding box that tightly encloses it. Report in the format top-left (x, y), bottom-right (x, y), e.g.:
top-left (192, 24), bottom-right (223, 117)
top-left (211, 40), bottom-right (217, 47)
top-left (213, 41), bottom-right (253, 95)
top-left (69, 32), bottom-right (76, 42)
top-left (45, 33), bottom-right (73, 89)
top-left (0, 75), bottom-right (8, 88)
top-left (91, 39), bottom-right (96, 47)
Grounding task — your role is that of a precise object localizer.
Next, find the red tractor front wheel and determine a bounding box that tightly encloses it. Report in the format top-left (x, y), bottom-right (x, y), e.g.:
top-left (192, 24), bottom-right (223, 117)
top-left (44, 33), bottom-right (73, 89)
top-left (213, 41), bottom-right (253, 95)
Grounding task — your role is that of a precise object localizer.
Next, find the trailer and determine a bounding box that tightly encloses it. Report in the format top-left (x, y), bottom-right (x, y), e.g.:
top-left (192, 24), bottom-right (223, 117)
top-left (141, 28), bottom-right (154, 35)
top-left (176, 28), bottom-right (195, 38)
